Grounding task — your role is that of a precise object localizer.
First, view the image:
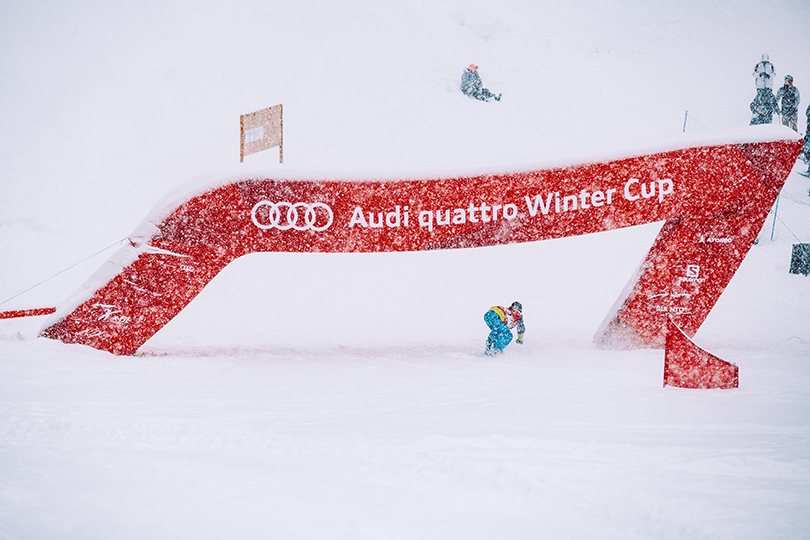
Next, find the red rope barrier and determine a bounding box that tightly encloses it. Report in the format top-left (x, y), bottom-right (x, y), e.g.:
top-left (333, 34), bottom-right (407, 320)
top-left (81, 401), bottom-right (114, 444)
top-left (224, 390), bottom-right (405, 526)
top-left (0, 307), bottom-right (57, 320)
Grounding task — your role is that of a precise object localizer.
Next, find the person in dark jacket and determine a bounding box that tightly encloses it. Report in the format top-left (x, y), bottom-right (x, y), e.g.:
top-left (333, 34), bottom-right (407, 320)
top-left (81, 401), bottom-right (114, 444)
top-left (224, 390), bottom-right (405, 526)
top-left (776, 75), bottom-right (801, 132)
top-left (806, 101), bottom-right (810, 152)
top-left (806, 101), bottom-right (810, 137)
top-left (484, 301), bottom-right (524, 355)
top-left (802, 102), bottom-right (810, 176)
top-left (750, 88), bottom-right (780, 125)
top-left (804, 100), bottom-right (810, 143)
top-left (461, 64), bottom-right (501, 102)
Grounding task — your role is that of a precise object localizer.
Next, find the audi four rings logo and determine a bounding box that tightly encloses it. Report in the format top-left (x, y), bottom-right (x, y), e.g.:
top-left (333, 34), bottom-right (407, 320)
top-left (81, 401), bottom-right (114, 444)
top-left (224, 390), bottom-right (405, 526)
top-left (251, 201), bottom-right (334, 232)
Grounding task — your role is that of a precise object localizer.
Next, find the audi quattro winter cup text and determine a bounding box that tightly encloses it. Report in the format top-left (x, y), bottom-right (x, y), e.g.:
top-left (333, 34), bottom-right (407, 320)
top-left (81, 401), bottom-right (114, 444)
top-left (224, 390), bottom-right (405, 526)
top-left (344, 176), bottom-right (675, 233)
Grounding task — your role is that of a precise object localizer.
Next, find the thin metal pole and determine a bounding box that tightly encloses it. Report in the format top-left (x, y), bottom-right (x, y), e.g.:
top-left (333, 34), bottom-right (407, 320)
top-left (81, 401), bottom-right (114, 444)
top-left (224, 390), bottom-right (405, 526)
top-left (683, 110), bottom-right (688, 133)
top-left (770, 194), bottom-right (780, 241)
top-left (279, 104), bottom-right (284, 164)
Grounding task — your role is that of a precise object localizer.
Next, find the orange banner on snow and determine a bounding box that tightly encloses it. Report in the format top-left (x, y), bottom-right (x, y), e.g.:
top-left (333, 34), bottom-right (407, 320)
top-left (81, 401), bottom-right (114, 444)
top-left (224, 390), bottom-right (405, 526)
top-left (240, 104), bottom-right (283, 163)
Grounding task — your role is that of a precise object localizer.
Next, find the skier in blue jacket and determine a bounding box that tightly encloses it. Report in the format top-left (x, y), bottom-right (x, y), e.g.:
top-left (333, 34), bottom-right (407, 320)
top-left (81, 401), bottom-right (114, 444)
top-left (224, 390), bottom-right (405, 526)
top-left (461, 64), bottom-right (501, 102)
top-left (484, 302), bottom-right (524, 355)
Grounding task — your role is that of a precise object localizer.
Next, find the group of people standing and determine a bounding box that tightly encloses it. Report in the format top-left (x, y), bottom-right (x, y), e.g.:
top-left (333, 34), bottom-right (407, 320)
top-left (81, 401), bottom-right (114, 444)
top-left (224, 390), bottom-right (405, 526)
top-left (748, 54), bottom-right (810, 176)
top-left (750, 54), bottom-right (804, 133)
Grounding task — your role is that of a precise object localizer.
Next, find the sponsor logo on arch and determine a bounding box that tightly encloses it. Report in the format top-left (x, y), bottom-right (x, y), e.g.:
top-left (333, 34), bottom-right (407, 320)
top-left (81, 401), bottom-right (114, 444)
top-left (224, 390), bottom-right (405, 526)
top-left (251, 201), bottom-right (334, 232)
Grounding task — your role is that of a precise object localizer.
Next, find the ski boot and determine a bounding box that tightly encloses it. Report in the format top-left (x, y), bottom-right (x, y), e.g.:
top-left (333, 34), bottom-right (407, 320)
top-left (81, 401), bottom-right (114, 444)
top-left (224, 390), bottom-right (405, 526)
top-left (484, 341), bottom-right (502, 356)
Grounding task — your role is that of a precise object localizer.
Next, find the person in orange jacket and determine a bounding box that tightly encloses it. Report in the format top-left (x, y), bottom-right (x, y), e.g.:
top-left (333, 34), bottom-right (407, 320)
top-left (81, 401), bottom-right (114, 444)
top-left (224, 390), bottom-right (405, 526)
top-left (484, 301), bottom-right (524, 355)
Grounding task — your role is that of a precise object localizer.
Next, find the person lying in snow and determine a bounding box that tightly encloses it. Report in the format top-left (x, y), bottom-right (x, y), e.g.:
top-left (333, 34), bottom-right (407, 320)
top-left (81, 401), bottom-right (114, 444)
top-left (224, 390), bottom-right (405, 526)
top-left (484, 301), bottom-right (524, 356)
top-left (461, 64), bottom-right (501, 102)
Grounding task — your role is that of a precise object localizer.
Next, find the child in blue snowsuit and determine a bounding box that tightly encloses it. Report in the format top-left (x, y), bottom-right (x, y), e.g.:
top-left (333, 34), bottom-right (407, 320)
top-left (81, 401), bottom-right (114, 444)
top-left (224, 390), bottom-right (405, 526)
top-left (484, 302), bottom-right (525, 355)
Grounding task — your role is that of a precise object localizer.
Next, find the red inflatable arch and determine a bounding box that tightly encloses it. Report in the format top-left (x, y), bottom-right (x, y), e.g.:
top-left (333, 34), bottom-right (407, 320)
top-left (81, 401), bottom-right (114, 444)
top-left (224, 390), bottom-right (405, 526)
top-left (40, 127), bottom-right (801, 386)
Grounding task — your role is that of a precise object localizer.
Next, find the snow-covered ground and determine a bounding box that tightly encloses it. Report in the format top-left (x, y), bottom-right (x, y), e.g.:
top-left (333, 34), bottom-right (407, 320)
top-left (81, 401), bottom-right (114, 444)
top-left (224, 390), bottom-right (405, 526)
top-left (1, 1), bottom-right (809, 538)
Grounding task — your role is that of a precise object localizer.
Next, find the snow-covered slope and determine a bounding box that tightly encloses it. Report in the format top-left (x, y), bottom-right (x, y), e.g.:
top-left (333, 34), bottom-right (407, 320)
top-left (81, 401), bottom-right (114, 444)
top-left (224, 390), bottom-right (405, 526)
top-left (1, 1), bottom-right (809, 538)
